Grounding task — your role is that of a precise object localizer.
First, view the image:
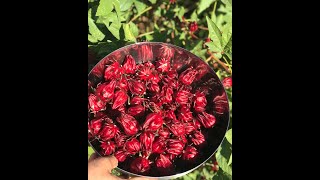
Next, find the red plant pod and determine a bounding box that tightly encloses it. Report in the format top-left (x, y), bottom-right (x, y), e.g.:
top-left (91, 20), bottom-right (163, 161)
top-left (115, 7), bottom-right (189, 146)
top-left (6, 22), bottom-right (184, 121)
top-left (114, 150), bottom-right (128, 162)
top-left (124, 138), bottom-right (140, 155)
top-left (143, 113), bottom-right (163, 131)
top-left (179, 67), bottom-right (198, 85)
top-left (117, 113), bottom-right (139, 136)
top-left (182, 146), bottom-right (198, 160)
top-left (222, 77), bottom-right (232, 89)
top-left (122, 55), bottom-right (136, 74)
top-left (156, 154), bottom-right (173, 168)
top-left (152, 137), bottom-right (166, 154)
top-left (88, 94), bottom-right (106, 112)
top-left (166, 139), bottom-right (184, 155)
top-left (140, 131), bottom-right (155, 154)
top-left (100, 141), bottom-right (116, 156)
top-left (189, 21), bottom-right (198, 32)
top-left (130, 157), bottom-right (151, 174)
top-left (99, 123), bottom-right (120, 141)
top-left (197, 112), bottom-right (216, 128)
top-left (190, 131), bottom-right (205, 145)
top-left (112, 90), bottom-right (128, 110)
top-left (104, 61), bottom-right (123, 80)
top-left (127, 105), bottom-right (145, 116)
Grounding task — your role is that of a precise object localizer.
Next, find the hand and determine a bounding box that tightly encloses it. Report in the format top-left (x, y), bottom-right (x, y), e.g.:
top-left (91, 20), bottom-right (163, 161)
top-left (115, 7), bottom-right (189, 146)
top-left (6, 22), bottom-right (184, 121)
top-left (88, 153), bottom-right (155, 180)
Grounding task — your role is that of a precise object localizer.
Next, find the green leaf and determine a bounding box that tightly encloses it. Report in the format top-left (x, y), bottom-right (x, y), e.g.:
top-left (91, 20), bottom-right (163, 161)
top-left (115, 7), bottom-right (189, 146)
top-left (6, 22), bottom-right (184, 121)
top-left (190, 11), bottom-right (198, 21)
top-left (221, 0), bottom-right (232, 6)
top-left (88, 146), bottom-right (95, 159)
top-left (88, 34), bottom-right (98, 43)
top-left (202, 167), bottom-right (212, 179)
top-left (119, 0), bottom-right (134, 11)
top-left (113, 0), bottom-right (121, 15)
top-left (134, 0), bottom-right (147, 14)
top-left (96, 0), bottom-right (113, 16)
top-left (107, 21), bottom-right (121, 40)
top-left (228, 153), bottom-right (232, 165)
top-left (225, 128), bottom-right (232, 144)
top-left (182, 175), bottom-right (193, 180)
top-left (212, 169), bottom-right (232, 180)
top-left (177, 7), bottom-right (185, 21)
top-left (123, 23), bottom-right (136, 42)
top-left (148, 0), bottom-right (157, 4)
top-left (216, 141), bottom-right (232, 176)
top-left (206, 16), bottom-right (222, 52)
top-left (222, 21), bottom-right (232, 48)
top-left (198, 0), bottom-right (216, 14)
top-left (88, 17), bottom-right (105, 41)
top-left (97, 12), bottom-right (118, 25)
top-left (129, 22), bottom-right (139, 37)
top-left (224, 36), bottom-right (232, 54)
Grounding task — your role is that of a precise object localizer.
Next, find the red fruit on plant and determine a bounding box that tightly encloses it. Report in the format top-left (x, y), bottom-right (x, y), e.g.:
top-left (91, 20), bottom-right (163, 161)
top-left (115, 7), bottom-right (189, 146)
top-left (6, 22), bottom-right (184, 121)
top-left (222, 77), bottom-right (232, 89)
top-left (104, 61), bottom-right (123, 80)
top-left (179, 67), bottom-right (198, 85)
top-left (213, 92), bottom-right (228, 115)
top-left (99, 123), bottom-right (120, 141)
top-left (140, 131), bottom-right (155, 153)
top-left (137, 66), bottom-right (152, 81)
top-left (156, 57), bottom-right (170, 73)
top-left (130, 96), bottom-right (145, 105)
top-left (176, 90), bottom-right (191, 105)
top-left (117, 113), bottom-right (139, 136)
top-left (122, 55), bottom-right (136, 74)
top-left (112, 90), bottom-right (128, 110)
top-left (205, 38), bottom-right (211, 43)
top-left (190, 131), bottom-right (205, 145)
top-left (197, 112), bottom-right (216, 128)
top-left (114, 150), bottom-right (128, 162)
top-left (100, 141), bottom-right (116, 156)
top-left (130, 157), bottom-right (151, 174)
top-left (152, 137), bottom-right (166, 154)
top-left (169, 0), bottom-right (176, 5)
top-left (158, 127), bottom-right (171, 139)
top-left (127, 105), bottom-right (145, 116)
top-left (124, 138), bottom-right (140, 155)
top-left (212, 161), bottom-right (219, 172)
top-left (166, 139), bottom-right (184, 155)
top-left (156, 154), bottom-right (173, 168)
top-left (182, 146), bottom-right (198, 160)
top-left (193, 91), bottom-right (207, 112)
top-left (189, 21), bottom-right (198, 32)
top-left (143, 113), bottom-right (163, 131)
top-left (88, 94), bottom-right (106, 112)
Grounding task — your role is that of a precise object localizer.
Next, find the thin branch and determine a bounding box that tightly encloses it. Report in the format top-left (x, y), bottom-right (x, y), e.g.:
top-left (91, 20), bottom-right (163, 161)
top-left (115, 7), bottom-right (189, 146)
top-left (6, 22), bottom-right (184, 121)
top-left (129, 6), bottom-right (153, 23)
top-left (207, 51), bottom-right (231, 74)
top-left (198, 26), bottom-right (208, 30)
top-left (137, 31), bottom-right (154, 38)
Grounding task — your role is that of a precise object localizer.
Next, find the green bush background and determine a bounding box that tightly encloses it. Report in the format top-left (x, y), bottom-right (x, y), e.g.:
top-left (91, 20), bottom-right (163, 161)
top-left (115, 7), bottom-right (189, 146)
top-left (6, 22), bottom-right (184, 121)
top-left (88, 0), bottom-right (232, 179)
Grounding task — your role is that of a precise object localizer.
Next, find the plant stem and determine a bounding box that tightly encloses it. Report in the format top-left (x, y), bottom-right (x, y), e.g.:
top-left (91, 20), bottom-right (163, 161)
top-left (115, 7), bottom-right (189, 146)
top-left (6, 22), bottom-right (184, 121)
top-left (222, 56), bottom-right (232, 73)
top-left (129, 6), bottom-right (153, 23)
top-left (198, 26), bottom-right (208, 30)
top-left (207, 51), bottom-right (231, 74)
top-left (137, 31), bottom-right (155, 38)
top-left (213, 1), bottom-right (217, 14)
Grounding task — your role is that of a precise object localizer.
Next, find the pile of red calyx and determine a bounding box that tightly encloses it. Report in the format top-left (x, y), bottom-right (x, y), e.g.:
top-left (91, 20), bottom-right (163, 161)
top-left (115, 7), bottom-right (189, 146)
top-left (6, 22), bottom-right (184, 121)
top-left (88, 45), bottom-right (227, 176)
